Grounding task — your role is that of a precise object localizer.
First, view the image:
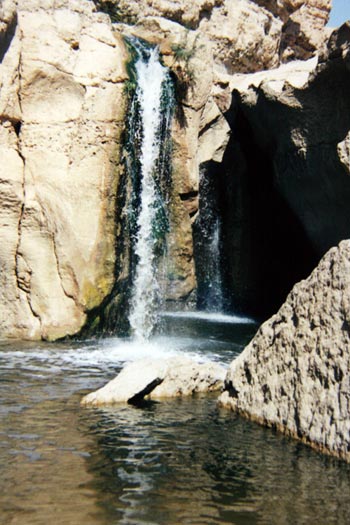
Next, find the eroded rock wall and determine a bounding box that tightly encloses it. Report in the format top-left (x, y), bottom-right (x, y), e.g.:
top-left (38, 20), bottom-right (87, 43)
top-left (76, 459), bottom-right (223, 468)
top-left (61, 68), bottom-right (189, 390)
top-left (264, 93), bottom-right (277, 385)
top-left (98, 0), bottom-right (331, 70)
top-left (0, 0), bottom-right (128, 339)
top-left (215, 26), bottom-right (350, 318)
top-left (219, 239), bottom-right (350, 463)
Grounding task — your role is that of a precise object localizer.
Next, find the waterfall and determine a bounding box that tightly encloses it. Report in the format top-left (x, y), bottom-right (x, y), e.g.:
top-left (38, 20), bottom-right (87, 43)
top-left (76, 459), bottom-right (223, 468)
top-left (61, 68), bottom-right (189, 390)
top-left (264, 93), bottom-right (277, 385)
top-left (126, 40), bottom-right (174, 341)
top-left (193, 168), bottom-right (225, 313)
top-left (206, 217), bottom-right (223, 312)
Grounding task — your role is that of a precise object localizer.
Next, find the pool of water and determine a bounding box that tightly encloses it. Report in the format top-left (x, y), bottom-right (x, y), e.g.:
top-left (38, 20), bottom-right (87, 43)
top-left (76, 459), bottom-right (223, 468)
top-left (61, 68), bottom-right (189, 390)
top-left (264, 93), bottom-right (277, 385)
top-left (1, 315), bottom-right (350, 525)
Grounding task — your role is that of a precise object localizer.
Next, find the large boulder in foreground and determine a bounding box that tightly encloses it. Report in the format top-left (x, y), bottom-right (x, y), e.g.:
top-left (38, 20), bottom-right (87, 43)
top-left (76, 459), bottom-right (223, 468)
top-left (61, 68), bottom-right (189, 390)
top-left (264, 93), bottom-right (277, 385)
top-left (219, 240), bottom-right (350, 462)
top-left (81, 357), bottom-right (226, 406)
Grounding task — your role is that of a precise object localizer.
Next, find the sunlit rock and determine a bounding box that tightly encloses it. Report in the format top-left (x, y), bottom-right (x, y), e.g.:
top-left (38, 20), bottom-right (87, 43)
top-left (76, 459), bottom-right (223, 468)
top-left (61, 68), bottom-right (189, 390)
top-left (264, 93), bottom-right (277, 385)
top-left (0, 0), bottom-right (128, 340)
top-left (219, 240), bottom-right (350, 463)
top-left (81, 357), bottom-right (226, 406)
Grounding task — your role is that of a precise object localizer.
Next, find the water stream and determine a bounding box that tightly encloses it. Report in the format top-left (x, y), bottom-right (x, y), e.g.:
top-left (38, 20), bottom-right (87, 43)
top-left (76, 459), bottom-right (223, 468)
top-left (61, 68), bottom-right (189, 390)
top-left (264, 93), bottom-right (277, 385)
top-left (1, 317), bottom-right (350, 525)
top-left (127, 41), bottom-right (173, 341)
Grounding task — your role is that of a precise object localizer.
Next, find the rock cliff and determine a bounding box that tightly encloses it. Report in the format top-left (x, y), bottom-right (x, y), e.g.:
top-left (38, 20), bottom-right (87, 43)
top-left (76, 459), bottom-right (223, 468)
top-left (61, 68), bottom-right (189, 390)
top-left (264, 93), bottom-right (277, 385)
top-left (219, 240), bottom-right (350, 463)
top-left (0, 0), bottom-right (334, 339)
top-left (211, 23), bottom-right (350, 318)
top-left (98, 0), bottom-right (331, 68)
top-left (0, 0), bottom-right (128, 339)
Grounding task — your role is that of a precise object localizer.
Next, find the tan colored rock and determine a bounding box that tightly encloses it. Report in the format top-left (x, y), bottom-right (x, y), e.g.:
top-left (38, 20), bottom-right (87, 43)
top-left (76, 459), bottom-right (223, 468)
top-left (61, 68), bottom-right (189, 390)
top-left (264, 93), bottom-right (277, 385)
top-left (104, 0), bottom-right (224, 29)
top-left (0, 0), bottom-right (128, 340)
top-left (150, 357), bottom-right (225, 398)
top-left (106, 0), bottom-right (330, 69)
top-left (199, 0), bottom-right (282, 74)
top-left (338, 132), bottom-right (350, 172)
top-left (117, 0), bottom-right (282, 74)
top-left (81, 358), bottom-right (167, 405)
top-left (81, 356), bottom-right (226, 406)
top-left (279, 0), bottom-right (332, 61)
top-left (219, 240), bottom-right (350, 463)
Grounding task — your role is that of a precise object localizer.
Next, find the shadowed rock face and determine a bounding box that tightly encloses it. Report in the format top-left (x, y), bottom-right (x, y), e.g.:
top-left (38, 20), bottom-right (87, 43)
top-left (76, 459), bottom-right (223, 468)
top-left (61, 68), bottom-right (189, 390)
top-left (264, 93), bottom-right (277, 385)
top-left (219, 239), bottom-right (350, 463)
top-left (214, 27), bottom-right (350, 319)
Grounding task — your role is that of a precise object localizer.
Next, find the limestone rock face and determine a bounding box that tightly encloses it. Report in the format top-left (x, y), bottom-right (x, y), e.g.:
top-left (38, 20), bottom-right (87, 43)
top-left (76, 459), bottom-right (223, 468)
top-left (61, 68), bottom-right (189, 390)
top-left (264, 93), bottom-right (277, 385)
top-left (0, 0), bottom-right (333, 339)
top-left (198, 0), bottom-right (282, 74)
top-left (81, 357), bottom-right (226, 405)
top-left (219, 240), bottom-right (350, 462)
top-left (254, 0), bottom-right (332, 60)
top-left (101, 0), bottom-right (330, 71)
top-left (0, 0), bottom-right (128, 340)
top-left (115, 0), bottom-right (224, 29)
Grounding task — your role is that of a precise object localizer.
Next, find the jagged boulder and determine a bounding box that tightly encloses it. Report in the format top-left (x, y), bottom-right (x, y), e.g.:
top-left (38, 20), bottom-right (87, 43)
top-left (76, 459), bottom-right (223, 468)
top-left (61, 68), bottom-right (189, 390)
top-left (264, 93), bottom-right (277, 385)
top-left (81, 356), bottom-right (226, 405)
top-left (219, 240), bottom-right (350, 463)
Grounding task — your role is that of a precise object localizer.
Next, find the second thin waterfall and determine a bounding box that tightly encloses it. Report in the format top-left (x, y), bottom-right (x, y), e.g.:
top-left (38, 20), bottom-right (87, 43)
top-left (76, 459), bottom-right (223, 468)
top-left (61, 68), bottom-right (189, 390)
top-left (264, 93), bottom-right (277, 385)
top-left (127, 41), bottom-right (174, 341)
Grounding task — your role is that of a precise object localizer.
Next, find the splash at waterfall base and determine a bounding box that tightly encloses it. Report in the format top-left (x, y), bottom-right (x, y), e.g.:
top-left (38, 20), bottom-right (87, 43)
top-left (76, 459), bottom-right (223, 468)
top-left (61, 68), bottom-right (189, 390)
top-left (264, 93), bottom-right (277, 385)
top-left (81, 39), bottom-right (229, 406)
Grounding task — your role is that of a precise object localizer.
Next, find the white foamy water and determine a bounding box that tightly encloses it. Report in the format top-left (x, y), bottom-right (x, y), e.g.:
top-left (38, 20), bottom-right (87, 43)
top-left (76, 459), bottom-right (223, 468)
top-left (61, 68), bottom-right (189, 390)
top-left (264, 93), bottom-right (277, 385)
top-left (129, 47), bottom-right (171, 342)
top-left (161, 311), bottom-right (255, 324)
top-left (207, 217), bottom-right (223, 312)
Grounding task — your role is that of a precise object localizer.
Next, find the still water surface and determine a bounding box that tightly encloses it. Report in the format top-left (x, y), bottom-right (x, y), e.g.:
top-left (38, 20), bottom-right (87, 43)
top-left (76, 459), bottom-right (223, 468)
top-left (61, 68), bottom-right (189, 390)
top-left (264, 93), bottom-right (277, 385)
top-left (1, 315), bottom-right (350, 525)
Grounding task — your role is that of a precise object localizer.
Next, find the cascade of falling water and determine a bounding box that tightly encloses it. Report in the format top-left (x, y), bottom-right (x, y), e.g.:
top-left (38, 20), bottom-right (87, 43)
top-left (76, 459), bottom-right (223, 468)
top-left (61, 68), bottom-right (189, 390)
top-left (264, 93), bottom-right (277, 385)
top-left (193, 167), bottom-right (225, 313)
top-left (127, 41), bottom-right (173, 341)
top-left (206, 216), bottom-right (224, 312)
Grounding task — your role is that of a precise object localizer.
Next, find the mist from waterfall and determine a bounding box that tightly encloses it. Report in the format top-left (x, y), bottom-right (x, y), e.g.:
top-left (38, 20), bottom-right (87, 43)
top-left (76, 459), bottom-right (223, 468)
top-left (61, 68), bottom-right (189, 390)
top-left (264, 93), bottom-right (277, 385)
top-left (127, 40), bottom-right (174, 341)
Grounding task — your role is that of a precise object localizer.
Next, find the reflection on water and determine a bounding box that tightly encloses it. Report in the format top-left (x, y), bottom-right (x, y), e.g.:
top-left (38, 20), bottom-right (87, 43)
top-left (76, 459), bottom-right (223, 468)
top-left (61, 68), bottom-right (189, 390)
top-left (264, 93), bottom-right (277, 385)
top-left (1, 318), bottom-right (350, 525)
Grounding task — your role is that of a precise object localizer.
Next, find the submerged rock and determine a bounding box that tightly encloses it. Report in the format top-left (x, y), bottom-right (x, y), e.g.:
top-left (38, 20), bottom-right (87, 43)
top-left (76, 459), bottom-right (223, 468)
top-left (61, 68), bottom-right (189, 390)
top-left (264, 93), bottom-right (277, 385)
top-left (81, 357), bottom-right (226, 406)
top-left (219, 240), bottom-right (350, 463)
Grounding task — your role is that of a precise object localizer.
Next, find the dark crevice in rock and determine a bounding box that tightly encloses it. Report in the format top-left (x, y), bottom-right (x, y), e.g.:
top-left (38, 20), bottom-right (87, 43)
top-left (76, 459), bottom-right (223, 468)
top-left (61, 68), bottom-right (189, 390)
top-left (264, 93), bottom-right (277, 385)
top-left (14, 121), bottom-right (22, 137)
top-left (211, 104), bottom-right (319, 319)
top-left (0, 14), bottom-right (17, 63)
top-left (225, 380), bottom-right (239, 399)
top-left (198, 114), bottom-right (222, 138)
top-left (179, 190), bottom-right (198, 201)
top-left (244, 363), bottom-right (252, 385)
